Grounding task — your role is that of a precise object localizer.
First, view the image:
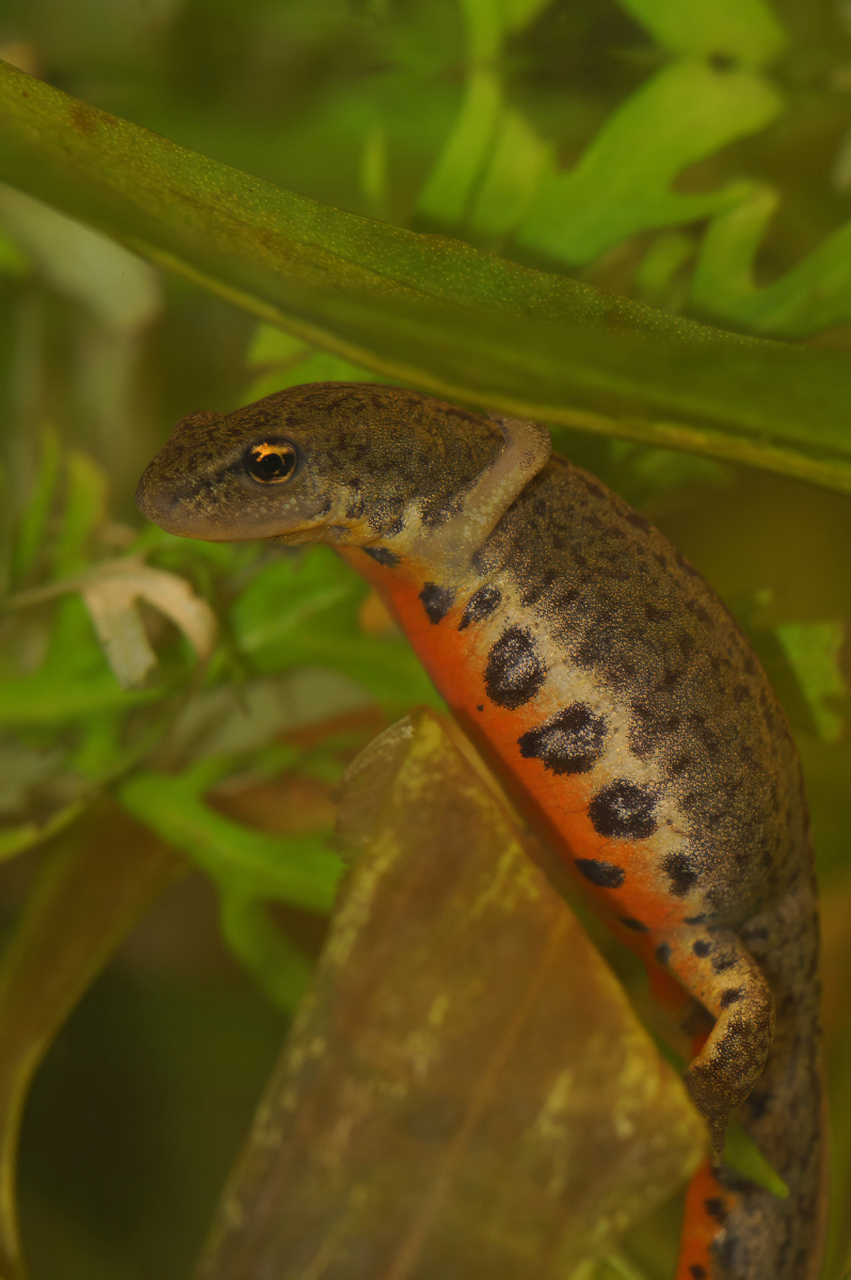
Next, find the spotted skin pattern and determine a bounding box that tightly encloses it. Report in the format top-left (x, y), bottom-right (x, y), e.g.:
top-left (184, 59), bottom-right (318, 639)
top-left (136, 383), bottom-right (825, 1280)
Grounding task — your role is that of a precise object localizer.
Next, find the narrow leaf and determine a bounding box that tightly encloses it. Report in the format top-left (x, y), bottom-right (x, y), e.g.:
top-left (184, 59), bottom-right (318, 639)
top-left (6, 62), bottom-right (851, 491)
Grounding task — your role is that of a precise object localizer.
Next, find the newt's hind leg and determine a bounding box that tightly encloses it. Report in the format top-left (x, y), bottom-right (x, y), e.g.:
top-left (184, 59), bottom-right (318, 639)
top-left (653, 924), bottom-right (775, 1160)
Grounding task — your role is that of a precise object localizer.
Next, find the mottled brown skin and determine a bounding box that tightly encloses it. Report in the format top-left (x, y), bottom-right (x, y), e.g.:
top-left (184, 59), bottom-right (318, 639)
top-left (136, 383), bottom-right (825, 1280)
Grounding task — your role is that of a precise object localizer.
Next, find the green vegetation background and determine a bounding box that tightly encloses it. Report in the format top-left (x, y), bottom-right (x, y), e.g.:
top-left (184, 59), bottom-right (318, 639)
top-left (0, 0), bottom-right (850, 1276)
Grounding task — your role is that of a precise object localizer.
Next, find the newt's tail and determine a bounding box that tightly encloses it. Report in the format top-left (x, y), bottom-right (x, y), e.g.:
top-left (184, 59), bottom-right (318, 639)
top-left (677, 870), bottom-right (826, 1280)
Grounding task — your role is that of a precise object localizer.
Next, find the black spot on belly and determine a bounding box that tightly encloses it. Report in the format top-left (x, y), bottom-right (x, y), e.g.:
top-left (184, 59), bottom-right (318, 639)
top-left (617, 915), bottom-right (649, 932)
top-left (704, 1196), bottom-right (727, 1223)
top-left (458, 584), bottom-right (501, 631)
top-left (689, 1266), bottom-right (707, 1280)
top-left (364, 546), bottom-right (399, 567)
top-left (589, 780), bottom-right (657, 840)
top-left (655, 941), bottom-right (671, 965)
top-left (663, 851), bottom-right (700, 896)
top-left (574, 858), bottom-right (624, 888)
top-left (419, 582), bottom-right (455, 624)
top-left (720, 986), bottom-right (743, 1008)
top-left (518, 703), bottom-right (606, 775)
top-left (484, 626), bottom-right (546, 710)
top-left (692, 939), bottom-right (712, 958)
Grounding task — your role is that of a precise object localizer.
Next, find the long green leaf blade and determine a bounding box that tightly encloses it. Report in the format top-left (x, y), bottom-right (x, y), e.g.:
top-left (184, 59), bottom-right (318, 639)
top-left (3, 61), bottom-right (851, 490)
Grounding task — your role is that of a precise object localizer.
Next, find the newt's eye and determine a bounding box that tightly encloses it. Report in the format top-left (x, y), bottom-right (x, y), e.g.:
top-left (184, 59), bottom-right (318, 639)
top-left (244, 440), bottom-right (299, 484)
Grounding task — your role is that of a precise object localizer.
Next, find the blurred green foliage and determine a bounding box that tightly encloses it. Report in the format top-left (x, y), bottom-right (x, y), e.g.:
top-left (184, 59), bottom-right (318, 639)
top-left (0, 0), bottom-right (849, 1277)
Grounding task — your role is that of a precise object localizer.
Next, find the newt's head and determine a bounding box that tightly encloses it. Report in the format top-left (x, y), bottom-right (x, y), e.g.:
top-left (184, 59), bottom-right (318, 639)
top-left (136, 382), bottom-right (498, 545)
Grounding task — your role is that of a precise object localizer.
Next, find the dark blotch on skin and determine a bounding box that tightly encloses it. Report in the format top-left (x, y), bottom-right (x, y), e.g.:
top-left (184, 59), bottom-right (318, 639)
top-left (484, 626), bottom-right (546, 710)
top-left (720, 987), bottom-right (743, 1008)
top-left (589, 780), bottom-right (657, 840)
top-left (689, 1266), bottom-right (707, 1280)
top-left (518, 703), bottom-right (607, 775)
top-left (419, 582), bottom-right (455, 624)
top-left (693, 939), bottom-right (712, 958)
top-left (655, 941), bottom-right (671, 966)
top-left (574, 858), bottom-right (625, 888)
top-left (663, 851), bottom-right (700, 897)
top-left (704, 1197), bottom-right (727, 1223)
top-left (458, 584), bottom-right (502, 631)
top-left (364, 546), bottom-right (399, 567)
top-left (617, 916), bottom-right (649, 933)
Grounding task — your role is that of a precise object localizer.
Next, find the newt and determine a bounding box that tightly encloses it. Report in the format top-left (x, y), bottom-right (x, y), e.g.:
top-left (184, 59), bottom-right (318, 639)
top-left (136, 382), bottom-right (825, 1280)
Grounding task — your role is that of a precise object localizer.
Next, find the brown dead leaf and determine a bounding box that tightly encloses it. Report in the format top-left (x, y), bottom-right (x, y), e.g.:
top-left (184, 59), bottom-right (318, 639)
top-left (7, 557), bottom-right (218, 689)
top-left (197, 709), bottom-right (706, 1280)
top-left (81, 558), bottom-right (217, 687)
top-left (0, 804), bottom-right (184, 1279)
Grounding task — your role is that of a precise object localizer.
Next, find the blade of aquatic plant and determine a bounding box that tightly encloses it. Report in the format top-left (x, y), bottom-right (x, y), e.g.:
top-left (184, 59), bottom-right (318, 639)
top-left (0, 805), bottom-right (183, 1280)
top-left (6, 63), bottom-right (851, 492)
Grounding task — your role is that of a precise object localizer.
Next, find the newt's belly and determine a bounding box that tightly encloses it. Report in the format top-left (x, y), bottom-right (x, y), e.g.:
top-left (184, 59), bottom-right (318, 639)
top-left (346, 552), bottom-right (717, 939)
top-left (340, 449), bottom-right (805, 943)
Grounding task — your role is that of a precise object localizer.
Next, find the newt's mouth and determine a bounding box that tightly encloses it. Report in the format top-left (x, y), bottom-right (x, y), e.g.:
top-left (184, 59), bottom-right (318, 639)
top-left (134, 474), bottom-right (331, 544)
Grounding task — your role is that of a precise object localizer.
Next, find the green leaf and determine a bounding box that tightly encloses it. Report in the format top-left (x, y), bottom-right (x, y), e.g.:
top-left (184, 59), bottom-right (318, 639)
top-left (219, 894), bottom-right (313, 1012)
top-left (775, 621), bottom-right (848, 743)
top-left (9, 424), bottom-right (60, 585)
top-left (230, 547), bottom-right (435, 711)
top-left (468, 107), bottom-right (552, 238)
top-left (418, 69), bottom-right (503, 223)
top-left (724, 1114), bottom-right (790, 1199)
top-left (515, 60), bottom-right (781, 266)
top-left (617, 0), bottom-right (785, 64)
top-left (692, 183), bottom-right (851, 337)
top-left (118, 768), bottom-right (342, 913)
top-left (7, 62), bottom-right (851, 492)
top-left (51, 450), bottom-right (108, 577)
top-left (0, 663), bottom-right (160, 727)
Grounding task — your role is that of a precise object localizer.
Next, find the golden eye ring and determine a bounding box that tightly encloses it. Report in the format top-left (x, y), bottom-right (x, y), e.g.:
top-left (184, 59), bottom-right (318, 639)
top-left (244, 440), bottom-right (299, 484)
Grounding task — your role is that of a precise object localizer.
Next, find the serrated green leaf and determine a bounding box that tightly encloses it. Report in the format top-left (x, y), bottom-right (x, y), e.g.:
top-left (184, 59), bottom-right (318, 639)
top-left (516, 60), bottom-right (781, 267)
top-left (693, 183), bottom-right (851, 337)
